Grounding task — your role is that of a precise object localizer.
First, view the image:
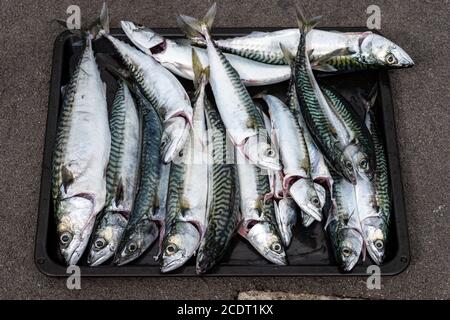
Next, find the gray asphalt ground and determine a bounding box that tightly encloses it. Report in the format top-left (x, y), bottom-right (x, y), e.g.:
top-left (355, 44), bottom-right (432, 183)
top-left (0, 0), bottom-right (449, 300)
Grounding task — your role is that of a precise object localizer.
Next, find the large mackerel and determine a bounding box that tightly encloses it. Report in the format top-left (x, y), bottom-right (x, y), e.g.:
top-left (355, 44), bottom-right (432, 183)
top-left (87, 80), bottom-right (140, 266)
top-left (52, 35), bottom-right (110, 265)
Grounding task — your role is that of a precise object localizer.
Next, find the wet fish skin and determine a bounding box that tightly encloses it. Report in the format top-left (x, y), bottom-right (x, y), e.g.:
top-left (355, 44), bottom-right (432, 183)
top-left (192, 28), bottom-right (414, 70)
top-left (177, 4), bottom-right (281, 171)
top-left (327, 171), bottom-right (364, 272)
top-left (288, 12), bottom-right (357, 185)
top-left (161, 54), bottom-right (209, 273)
top-left (87, 81), bottom-right (140, 266)
top-left (236, 147), bottom-right (287, 265)
top-left (361, 111), bottom-right (391, 264)
top-left (120, 21), bottom-right (291, 86)
top-left (196, 101), bottom-right (240, 274)
top-left (321, 84), bottom-right (375, 182)
top-left (98, 6), bottom-right (192, 163)
top-left (114, 88), bottom-right (163, 266)
top-left (52, 36), bottom-right (110, 266)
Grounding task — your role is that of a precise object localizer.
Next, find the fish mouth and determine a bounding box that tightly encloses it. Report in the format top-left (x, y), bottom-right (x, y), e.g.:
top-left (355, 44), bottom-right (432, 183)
top-left (161, 256), bottom-right (189, 273)
top-left (367, 246), bottom-right (384, 265)
top-left (87, 247), bottom-right (114, 267)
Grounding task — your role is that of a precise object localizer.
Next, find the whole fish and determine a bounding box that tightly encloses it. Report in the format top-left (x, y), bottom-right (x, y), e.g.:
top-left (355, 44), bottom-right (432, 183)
top-left (177, 4), bottom-right (281, 171)
top-left (261, 112), bottom-right (297, 246)
top-left (327, 171), bottom-right (364, 271)
top-left (87, 81), bottom-right (140, 266)
top-left (191, 28), bottom-right (414, 70)
top-left (114, 86), bottom-right (163, 266)
top-left (259, 94), bottom-right (324, 222)
top-left (196, 100), bottom-right (240, 274)
top-left (236, 148), bottom-right (287, 265)
top-left (98, 4), bottom-right (191, 163)
top-left (52, 35), bottom-right (110, 265)
top-left (161, 51), bottom-right (209, 273)
top-left (286, 8), bottom-right (357, 184)
top-left (360, 110), bottom-right (391, 264)
top-left (321, 84), bottom-right (375, 182)
top-left (121, 21), bottom-right (291, 86)
top-left (269, 170), bottom-right (297, 247)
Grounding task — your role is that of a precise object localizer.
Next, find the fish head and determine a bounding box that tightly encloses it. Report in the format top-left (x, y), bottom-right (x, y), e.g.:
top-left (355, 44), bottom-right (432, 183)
top-left (337, 228), bottom-right (364, 271)
top-left (87, 213), bottom-right (128, 266)
top-left (351, 148), bottom-right (375, 182)
top-left (120, 21), bottom-right (166, 55)
top-left (161, 222), bottom-right (201, 273)
top-left (361, 217), bottom-right (386, 265)
top-left (360, 33), bottom-right (414, 68)
top-left (243, 134), bottom-right (281, 171)
top-left (275, 199), bottom-right (297, 247)
top-left (57, 196), bottom-right (95, 265)
top-left (161, 117), bottom-right (190, 164)
top-left (339, 152), bottom-right (357, 184)
top-left (246, 222), bottom-right (287, 265)
top-left (289, 179), bottom-right (324, 222)
top-left (114, 219), bottom-right (159, 266)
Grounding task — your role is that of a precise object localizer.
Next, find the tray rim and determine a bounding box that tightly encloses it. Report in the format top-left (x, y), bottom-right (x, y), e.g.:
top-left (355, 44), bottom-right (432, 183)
top-left (34, 27), bottom-right (410, 277)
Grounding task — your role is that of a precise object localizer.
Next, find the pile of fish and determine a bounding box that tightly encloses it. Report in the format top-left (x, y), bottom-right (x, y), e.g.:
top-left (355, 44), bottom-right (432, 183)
top-left (51, 3), bottom-right (412, 272)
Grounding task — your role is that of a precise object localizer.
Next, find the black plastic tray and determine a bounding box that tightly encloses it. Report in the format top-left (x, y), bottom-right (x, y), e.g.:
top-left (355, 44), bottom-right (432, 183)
top-left (35, 28), bottom-right (410, 277)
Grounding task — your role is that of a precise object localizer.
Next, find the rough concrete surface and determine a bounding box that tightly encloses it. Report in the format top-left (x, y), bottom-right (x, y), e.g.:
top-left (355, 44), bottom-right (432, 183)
top-left (0, 0), bottom-right (449, 300)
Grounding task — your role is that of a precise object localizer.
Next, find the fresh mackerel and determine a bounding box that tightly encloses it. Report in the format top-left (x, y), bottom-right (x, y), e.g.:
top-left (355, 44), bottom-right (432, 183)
top-left (52, 36), bottom-right (110, 265)
top-left (87, 81), bottom-right (140, 266)
top-left (161, 51), bottom-right (209, 273)
top-left (114, 87), bottom-right (163, 265)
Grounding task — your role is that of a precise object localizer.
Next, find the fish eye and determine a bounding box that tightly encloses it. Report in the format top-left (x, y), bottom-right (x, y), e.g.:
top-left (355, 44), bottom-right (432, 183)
top-left (166, 244), bottom-right (178, 255)
top-left (94, 238), bottom-right (106, 250)
top-left (264, 148), bottom-right (275, 158)
top-left (385, 53), bottom-right (397, 65)
top-left (359, 159), bottom-right (368, 169)
top-left (271, 242), bottom-right (282, 253)
top-left (60, 232), bottom-right (72, 245)
top-left (127, 242), bottom-right (138, 253)
top-left (178, 150), bottom-right (184, 157)
top-left (345, 161), bottom-right (353, 170)
top-left (374, 240), bottom-right (384, 250)
top-left (311, 196), bottom-right (320, 207)
top-left (342, 247), bottom-right (352, 257)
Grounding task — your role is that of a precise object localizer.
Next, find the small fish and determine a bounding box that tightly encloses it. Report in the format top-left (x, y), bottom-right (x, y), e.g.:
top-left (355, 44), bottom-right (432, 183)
top-left (360, 109), bottom-right (391, 264)
top-left (98, 3), bottom-right (192, 163)
top-left (161, 51), bottom-right (209, 273)
top-left (120, 21), bottom-right (291, 86)
top-left (87, 81), bottom-right (140, 266)
top-left (321, 84), bottom-right (375, 182)
top-left (114, 86), bottom-right (163, 266)
top-left (327, 171), bottom-right (364, 271)
top-left (286, 7), bottom-right (357, 184)
top-left (190, 27), bottom-right (414, 70)
top-left (196, 100), bottom-right (240, 274)
top-left (259, 94), bottom-right (324, 221)
top-left (52, 33), bottom-right (111, 265)
top-left (269, 170), bottom-right (298, 247)
top-left (236, 149), bottom-right (287, 265)
top-left (177, 3), bottom-right (281, 171)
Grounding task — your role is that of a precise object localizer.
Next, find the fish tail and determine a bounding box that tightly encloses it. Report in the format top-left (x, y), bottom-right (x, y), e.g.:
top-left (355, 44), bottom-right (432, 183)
top-left (94, 1), bottom-right (110, 39)
top-left (192, 48), bottom-right (210, 89)
top-left (177, 2), bottom-right (217, 41)
top-left (294, 3), bottom-right (321, 35)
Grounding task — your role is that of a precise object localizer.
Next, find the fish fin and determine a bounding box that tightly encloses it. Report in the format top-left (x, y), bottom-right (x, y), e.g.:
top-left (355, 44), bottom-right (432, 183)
top-left (313, 47), bottom-right (352, 66)
top-left (191, 48), bottom-right (209, 88)
top-left (295, 4), bottom-right (321, 35)
top-left (324, 200), bottom-right (337, 230)
top-left (99, 2), bottom-right (110, 35)
top-left (279, 43), bottom-right (295, 67)
top-left (177, 3), bottom-right (217, 40)
top-left (114, 178), bottom-right (124, 207)
top-left (61, 165), bottom-right (74, 193)
top-left (312, 64), bottom-right (338, 72)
